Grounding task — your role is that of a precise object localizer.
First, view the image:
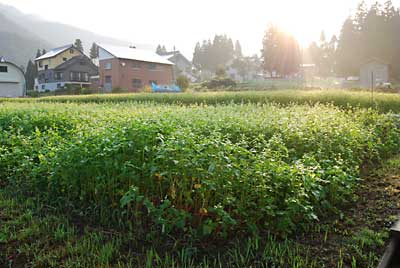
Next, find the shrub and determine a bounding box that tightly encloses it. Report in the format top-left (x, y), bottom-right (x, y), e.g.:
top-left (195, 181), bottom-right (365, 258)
top-left (176, 75), bottom-right (190, 91)
top-left (26, 90), bottom-right (39, 97)
top-left (112, 87), bottom-right (128, 94)
top-left (80, 88), bottom-right (94, 95)
top-left (202, 78), bottom-right (237, 89)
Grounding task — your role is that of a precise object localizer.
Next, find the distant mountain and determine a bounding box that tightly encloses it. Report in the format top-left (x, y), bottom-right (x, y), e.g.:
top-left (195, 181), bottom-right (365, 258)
top-left (0, 13), bottom-right (51, 67)
top-left (0, 3), bottom-right (149, 68)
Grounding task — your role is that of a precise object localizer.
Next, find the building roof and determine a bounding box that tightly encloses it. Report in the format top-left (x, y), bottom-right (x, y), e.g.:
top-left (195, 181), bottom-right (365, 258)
top-left (160, 51), bottom-right (192, 66)
top-left (0, 58), bottom-right (25, 75)
top-left (362, 57), bottom-right (389, 66)
top-left (54, 55), bottom-right (98, 72)
top-left (35, 44), bottom-right (74, 61)
top-left (98, 44), bottom-right (173, 65)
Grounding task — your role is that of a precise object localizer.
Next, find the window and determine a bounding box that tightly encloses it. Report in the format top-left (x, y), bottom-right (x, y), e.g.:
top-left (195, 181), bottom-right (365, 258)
top-left (45, 65), bottom-right (49, 70)
top-left (41, 85), bottom-right (45, 90)
top-left (55, 72), bottom-right (63, 80)
top-left (70, 71), bottom-right (80, 81)
top-left (70, 49), bottom-right (74, 54)
top-left (79, 61), bottom-right (86, 66)
top-left (105, 76), bottom-right (112, 83)
top-left (38, 61), bottom-right (43, 68)
top-left (132, 79), bottom-right (142, 88)
top-left (0, 66), bottom-right (7, 73)
top-left (105, 62), bottom-right (112, 70)
top-left (148, 63), bottom-right (157, 70)
top-left (57, 83), bottom-right (61, 89)
top-left (132, 62), bottom-right (141, 69)
top-left (149, 80), bottom-right (157, 85)
top-left (63, 58), bottom-right (67, 62)
top-left (81, 72), bottom-right (89, 82)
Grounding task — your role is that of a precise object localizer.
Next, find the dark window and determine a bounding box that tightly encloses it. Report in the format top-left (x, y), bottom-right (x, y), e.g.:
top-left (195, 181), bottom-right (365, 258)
top-left (55, 72), bottom-right (63, 80)
top-left (38, 61), bottom-right (43, 68)
top-left (70, 49), bottom-right (74, 54)
top-left (41, 85), bottom-right (45, 90)
top-left (70, 71), bottom-right (80, 81)
top-left (57, 83), bottom-right (61, 88)
top-left (105, 76), bottom-right (112, 83)
top-left (0, 66), bottom-right (7, 72)
top-left (148, 63), bottom-right (157, 70)
top-left (45, 65), bottom-right (48, 70)
top-left (105, 62), bottom-right (112, 70)
top-left (79, 61), bottom-right (86, 66)
top-left (132, 79), bottom-right (142, 88)
top-left (81, 72), bottom-right (89, 82)
top-left (132, 62), bottom-right (141, 69)
top-left (63, 58), bottom-right (67, 62)
top-left (149, 80), bottom-right (157, 85)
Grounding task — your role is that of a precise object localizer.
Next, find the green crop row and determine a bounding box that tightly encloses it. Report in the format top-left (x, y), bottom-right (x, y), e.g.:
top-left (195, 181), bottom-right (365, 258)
top-left (2, 89), bottom-right (400, 113)
top-left (0, 102), bottom-right (399, 240)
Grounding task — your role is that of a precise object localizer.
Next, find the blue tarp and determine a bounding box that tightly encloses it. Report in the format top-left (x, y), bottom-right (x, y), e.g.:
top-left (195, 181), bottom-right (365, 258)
top-left (151, 82), bottom-right (181, 93)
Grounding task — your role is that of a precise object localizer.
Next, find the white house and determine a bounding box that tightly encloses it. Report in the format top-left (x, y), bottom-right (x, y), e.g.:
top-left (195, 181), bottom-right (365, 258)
top-left (0, 57), bottom-right (26, 97)
top-left (360, 59), bottom-right (389, 88)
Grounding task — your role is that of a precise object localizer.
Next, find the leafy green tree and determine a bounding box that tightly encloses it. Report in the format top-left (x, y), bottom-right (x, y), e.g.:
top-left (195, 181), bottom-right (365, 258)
top-left (176, 75), bottom-right (190, 91)
top-left (262, 25), bottom-right (301, 77)
top-left (215, 64), bottom-right (226, 78)
top-left (192, 35), bottom-right (235, 72)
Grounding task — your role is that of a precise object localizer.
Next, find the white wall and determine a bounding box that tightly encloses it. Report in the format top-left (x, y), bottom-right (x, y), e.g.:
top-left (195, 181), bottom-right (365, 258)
top-left (0, 63), bottom-right (25, 97)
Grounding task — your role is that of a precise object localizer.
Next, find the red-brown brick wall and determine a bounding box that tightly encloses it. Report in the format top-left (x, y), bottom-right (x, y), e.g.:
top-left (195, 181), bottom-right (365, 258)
top-left (99, 58), bottom-right (174, 92)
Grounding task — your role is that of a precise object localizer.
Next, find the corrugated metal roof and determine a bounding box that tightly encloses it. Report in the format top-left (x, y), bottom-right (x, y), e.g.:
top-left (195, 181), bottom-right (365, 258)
top-left (35, 44), bottom-right (74, 61)
top-left (98, 44), bottom-right (173, 65)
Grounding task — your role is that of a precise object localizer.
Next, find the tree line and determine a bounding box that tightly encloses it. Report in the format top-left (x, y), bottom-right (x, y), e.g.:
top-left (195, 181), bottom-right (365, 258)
top-left (309, 0), bottom-right (400, 79)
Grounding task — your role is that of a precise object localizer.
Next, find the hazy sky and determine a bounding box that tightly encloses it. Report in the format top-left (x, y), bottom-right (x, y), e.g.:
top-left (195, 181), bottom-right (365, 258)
top-left (1, 0), bottom-right (398, 59)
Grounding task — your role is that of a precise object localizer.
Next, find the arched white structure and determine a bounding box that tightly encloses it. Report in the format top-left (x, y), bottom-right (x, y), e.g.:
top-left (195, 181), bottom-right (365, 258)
top-left (0, 59), bottom-right (26, 97)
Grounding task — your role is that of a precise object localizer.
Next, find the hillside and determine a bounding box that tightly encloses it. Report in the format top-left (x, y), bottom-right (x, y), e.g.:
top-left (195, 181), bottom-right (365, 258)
top-left (0, 13), bottom-right (52, 67)
top-left (0, 3), bottom-right (144, 68)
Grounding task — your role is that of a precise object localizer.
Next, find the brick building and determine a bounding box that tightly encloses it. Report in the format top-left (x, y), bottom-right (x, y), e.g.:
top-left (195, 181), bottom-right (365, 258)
top-left (98, 44), bottom-right (174, 92)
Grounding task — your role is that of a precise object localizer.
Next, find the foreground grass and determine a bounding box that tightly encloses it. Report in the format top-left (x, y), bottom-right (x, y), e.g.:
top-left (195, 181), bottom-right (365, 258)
top-left (2, 89), bottom-right (400, 113)
top-left (1, 156), bottom-right (398, 268)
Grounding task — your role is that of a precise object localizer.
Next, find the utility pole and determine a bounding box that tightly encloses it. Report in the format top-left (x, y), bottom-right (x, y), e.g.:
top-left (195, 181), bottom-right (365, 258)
top-left (371, 71), bottom-right (374, 104)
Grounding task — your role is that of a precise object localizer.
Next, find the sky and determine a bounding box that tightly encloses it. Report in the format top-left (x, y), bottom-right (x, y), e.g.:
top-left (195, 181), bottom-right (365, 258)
top-left (1, 0), bottom-right (398, 59)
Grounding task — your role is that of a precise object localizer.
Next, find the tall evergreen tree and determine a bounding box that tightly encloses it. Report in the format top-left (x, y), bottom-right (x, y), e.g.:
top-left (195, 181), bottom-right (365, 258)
top-left (234, 40), bottom-right (242, 58)
top-left (25, 60), bottom-right (36, 90)
top-left (74, 39), bottom-right (84, 52)
top-left (36, 49), bottom-right (42, 59)
top-left (89, 43), bottom-right (98, 59)
top-left (336, 18), bottom-right (360, 76)
top-left (42, 49), bottom-right (47, 56)
top-left (156, 44), bottom-right (163, 55)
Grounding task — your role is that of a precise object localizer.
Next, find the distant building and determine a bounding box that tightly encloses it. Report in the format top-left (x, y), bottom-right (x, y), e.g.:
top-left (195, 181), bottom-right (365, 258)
top-left (159, 51), bottom-right (196, 82)
top-left (98, 44), bottom-right (174, 92)
top-left (0, 57), bottom-right (26, 97)
top-left (226, 55), bottom-right (262, 82)
top-left (34, 44), bottom-right (98, 91)
top-left (360, 59), bottom-right (389, 88)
